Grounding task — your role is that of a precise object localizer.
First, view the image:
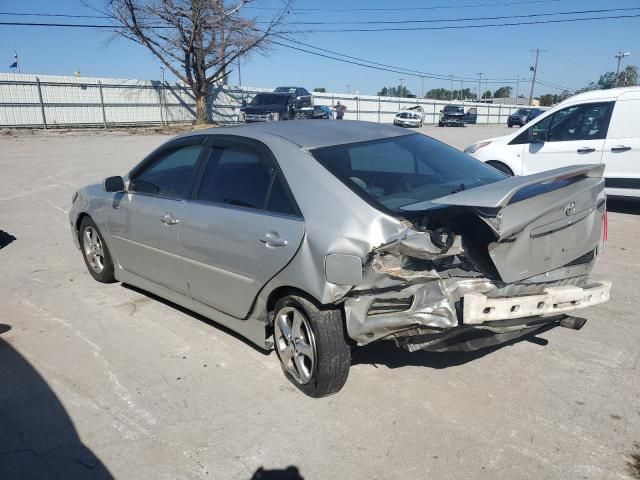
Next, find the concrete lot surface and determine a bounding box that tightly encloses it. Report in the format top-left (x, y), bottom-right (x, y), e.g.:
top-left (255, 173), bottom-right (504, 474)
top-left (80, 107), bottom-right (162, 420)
top-left (1, 124), bottom-right (639, 479)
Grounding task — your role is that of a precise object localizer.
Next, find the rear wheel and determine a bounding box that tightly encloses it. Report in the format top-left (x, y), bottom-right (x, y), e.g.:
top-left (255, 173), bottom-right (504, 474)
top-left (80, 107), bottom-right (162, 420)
top-left (487, 161), bottom-right (514, 176)
top-left (79, 217), bottom-right (116, 283)
top-left (273, 295), bottom-right (351, 397)
top-left (508, 123), bottom-right (513, 128)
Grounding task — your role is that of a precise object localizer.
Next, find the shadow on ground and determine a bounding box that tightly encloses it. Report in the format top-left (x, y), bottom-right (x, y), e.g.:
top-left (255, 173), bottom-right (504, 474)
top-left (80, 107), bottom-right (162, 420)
top-left (351, 325), bottom-right (554, 369)
top-left (122, 283), bottom-right (272, 356)
top-left (250, 466), bottom-right (304, 479)
top-left (0, 326), bottom-right (113, 480)
top-left (607, 197), bottom-right (640, 215)
top-left (0, 230), bottom-right (16, 249)
top-left (628, 441), bottom-right (640, 479)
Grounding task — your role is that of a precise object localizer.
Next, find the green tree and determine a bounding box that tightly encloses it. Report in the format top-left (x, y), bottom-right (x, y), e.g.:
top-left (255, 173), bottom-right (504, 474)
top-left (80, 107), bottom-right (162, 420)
top-left (425, 88), bottom-right (450, 100)
top-left (576, 65), bottom-right (638, 93)
top-left (377, 85), bottom-right (414, 98)
top-left (481, 90), bottom-right (492, 99)
top-left (493, 86), bottom-right (512, 98)
top-left (313, 87), bottom-right (326, 92)
top-left (538, 94), bottom-right (556, 106)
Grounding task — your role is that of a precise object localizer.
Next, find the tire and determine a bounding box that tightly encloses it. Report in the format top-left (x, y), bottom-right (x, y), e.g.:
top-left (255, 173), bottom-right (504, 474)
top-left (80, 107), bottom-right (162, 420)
top-left (508, 123), bottom-right (513, 128)
top-left (487, 161), bottom-right (514, 176)
top-left (438, 121), bottom-right (443, 127)
top-left (79, 216), bottom-right (116, 283)
top-left (273, 295), bottom-right (351, 397)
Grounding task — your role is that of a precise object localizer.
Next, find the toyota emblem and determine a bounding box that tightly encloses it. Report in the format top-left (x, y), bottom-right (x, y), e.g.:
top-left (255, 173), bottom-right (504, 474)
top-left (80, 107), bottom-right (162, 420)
top-left (564, 201), bottom-right (576, 216)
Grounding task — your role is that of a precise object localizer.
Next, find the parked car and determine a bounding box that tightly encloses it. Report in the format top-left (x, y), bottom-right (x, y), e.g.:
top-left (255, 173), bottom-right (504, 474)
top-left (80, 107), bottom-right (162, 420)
top-left (465, 87), bottom-right (640, 197)
top-left (507, 108), bottom-right (542, 128)
top-left (70, 121), bottom-right (611, 397)
top-left (241, 87), bottom-right (315, 122)
top-left (464, 107), bottom-right (478, 124)
top-left (315, 105), bottom-right (334, 119)
top-left (241, 93), bottom-right (295, 122)
top-left (438, 105), bottom-right (467, 127)
top-left (394, 105), bottom-right (424, 127)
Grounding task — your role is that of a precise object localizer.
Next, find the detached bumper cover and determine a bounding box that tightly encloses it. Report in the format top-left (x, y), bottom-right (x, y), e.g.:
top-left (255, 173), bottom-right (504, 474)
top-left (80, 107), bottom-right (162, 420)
top-left (463, 281), bottom-right (611, 324)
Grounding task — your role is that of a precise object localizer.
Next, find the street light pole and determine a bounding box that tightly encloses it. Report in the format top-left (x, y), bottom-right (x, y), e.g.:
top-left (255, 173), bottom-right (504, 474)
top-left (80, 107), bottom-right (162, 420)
top-left (160, 66), bottom-right (166, 126)
top-left (477, 73), bottom-right (483, 101)
top-left (614, 51), bottom-right (630, 87)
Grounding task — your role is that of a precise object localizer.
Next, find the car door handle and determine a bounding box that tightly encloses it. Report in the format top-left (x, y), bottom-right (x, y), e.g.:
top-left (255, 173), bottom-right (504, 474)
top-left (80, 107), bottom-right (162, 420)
top-left (577, 147), bottom-right (596, 153)
top-left (160, 213), bottom-right (179, 225)
top-left (259, 233), bottom-right (288, 247)
top-left (611, 145), bottom-right (631, 153)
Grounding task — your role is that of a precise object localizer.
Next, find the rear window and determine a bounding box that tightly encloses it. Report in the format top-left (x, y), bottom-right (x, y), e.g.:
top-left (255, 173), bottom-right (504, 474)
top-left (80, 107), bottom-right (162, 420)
top-left (310, 134), bottom-right (505, 212)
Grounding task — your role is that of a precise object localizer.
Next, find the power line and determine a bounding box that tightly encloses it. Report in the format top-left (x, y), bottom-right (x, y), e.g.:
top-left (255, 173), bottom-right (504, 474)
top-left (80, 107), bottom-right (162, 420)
top-left (248, 0), bottom-right (568, 12)
top-left (3, 13), bottom-right (638, 32)
top-left (269, 7), bottom-right (640, 25)
top-left (293, 13), bottom-right (640, 32)
top-left (276, 36), bottom-right (522, 82)
top-left (3, 7), bottom-right (638, 26)
top-left (272, 39), bottom-right (527, 86)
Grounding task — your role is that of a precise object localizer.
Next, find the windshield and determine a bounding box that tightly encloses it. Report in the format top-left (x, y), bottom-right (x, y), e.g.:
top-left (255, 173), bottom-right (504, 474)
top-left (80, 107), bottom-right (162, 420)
top-left (311, 134), bottom-right (505, 212)
top-left (443, 106), bottom-right (464, 114)
top-left (515, 109), bottom-right (532, 115)
top-left (250, 94), bottom-right (289, 106)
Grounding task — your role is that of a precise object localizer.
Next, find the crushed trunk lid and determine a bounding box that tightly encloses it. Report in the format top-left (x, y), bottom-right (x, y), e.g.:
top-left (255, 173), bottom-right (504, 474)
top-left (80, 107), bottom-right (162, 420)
top-left (401, 164), bottom-right (606, 283)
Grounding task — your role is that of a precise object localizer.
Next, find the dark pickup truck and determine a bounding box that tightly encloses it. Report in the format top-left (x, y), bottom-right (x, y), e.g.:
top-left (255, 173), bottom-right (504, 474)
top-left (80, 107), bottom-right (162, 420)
top-left (241, 87), bottom-right (322, 122)
top-left (438, 105), bottom-right (477, 126)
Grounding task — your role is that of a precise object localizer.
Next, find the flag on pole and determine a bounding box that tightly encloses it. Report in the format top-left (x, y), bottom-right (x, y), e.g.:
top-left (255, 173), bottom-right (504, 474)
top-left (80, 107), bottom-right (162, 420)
top-left (9, 51), bottom-right (18, 69)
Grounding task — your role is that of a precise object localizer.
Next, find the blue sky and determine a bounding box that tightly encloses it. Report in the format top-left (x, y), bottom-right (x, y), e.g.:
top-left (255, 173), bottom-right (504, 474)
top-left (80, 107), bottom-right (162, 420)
top-left (1, 0), bottom-right (639, 97)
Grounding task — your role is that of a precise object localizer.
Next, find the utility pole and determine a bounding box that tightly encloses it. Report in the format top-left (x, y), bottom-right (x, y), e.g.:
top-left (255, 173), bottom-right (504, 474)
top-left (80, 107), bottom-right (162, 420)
top-left (346, 84), bottom-right (351, 94)
top-left (515, 74), bottom-right (520, 104)
top-left (449, 75), bottom-right (453, 100)
top-left (399, 78), bottom-right (405, 96)
top-left (528, 48), bottom-right (544, 106)
top-left (160, 66), bottom-right (166, 126)
top-left (420, 76), bottom-right (425, 98)
top-left (460, 80), bottom-right (464, 100)
top-left (477, 73), bottom-right (483, 101)
top-left (614, 51), bottom-right (631, 87)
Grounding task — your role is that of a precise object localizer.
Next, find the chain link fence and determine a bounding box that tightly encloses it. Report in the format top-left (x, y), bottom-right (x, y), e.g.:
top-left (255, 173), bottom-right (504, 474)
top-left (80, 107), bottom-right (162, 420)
top-left (0, 72), bottom-right (528, 128)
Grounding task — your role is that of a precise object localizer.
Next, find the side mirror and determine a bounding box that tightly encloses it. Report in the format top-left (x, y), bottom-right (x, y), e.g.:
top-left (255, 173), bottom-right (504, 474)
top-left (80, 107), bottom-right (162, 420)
top-left (241, 99), bottom-right (247, 107)
top-left (104, 176), bottom-right (125, 193)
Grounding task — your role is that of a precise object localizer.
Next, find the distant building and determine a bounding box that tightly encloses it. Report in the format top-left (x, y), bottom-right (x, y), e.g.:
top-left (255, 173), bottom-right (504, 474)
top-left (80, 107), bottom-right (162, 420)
top-left (480, 97), bottom-right (539, 106)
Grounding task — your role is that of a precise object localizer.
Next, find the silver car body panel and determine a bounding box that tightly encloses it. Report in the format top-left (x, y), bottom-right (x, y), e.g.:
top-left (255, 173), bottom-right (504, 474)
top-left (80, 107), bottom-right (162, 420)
top-left (69, 121), bottom-right (610, 350)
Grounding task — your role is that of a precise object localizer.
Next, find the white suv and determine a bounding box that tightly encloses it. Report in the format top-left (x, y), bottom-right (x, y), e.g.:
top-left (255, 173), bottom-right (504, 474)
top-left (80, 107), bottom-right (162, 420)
top-left (465, 87), bottom-right (640, 198)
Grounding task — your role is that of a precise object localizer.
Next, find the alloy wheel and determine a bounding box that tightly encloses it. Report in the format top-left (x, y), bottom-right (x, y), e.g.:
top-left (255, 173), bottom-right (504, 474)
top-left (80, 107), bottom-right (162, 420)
top-left (274, 306), bottom-right (317, 384)
top-left (82, 226), bottom-right (105, 274)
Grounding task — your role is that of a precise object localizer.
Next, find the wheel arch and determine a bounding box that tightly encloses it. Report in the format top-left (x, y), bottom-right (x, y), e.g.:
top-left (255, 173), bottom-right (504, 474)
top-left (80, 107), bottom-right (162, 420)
top-left (486, 160), bottom-right (514, 176)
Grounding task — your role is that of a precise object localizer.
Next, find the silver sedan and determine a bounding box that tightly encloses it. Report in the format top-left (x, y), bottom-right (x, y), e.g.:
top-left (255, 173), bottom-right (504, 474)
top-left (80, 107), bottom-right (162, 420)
top-left (69, 121), bottom-right (611, 397)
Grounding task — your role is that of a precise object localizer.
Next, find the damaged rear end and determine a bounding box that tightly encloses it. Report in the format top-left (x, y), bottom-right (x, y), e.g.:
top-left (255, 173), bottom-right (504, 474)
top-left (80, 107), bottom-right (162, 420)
top-left (344, 164), bottom-right (611, 352)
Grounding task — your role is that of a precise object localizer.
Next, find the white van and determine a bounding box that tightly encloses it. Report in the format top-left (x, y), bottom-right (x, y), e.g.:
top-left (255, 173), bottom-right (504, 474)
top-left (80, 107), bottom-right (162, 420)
top-left (465, 87), bottom-right (640, 198)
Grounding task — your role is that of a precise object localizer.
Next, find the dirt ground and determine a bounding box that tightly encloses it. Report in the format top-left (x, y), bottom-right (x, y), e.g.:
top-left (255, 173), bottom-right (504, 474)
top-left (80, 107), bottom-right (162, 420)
top-left (1, 124), bottom-right (639, 479)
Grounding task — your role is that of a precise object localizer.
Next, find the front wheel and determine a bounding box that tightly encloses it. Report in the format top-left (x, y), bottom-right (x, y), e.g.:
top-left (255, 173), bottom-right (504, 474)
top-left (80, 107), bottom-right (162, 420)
top-left (487, 161), bottom-right (514, 176)
top-left (273, 295), bottom-right (351, 397)
top-left (79, 217), bottom-right (116, 283)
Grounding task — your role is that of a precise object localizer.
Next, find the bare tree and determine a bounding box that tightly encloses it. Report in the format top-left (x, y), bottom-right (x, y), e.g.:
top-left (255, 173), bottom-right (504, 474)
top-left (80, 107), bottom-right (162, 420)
top-left (106, 0), bottom-right (292, 123)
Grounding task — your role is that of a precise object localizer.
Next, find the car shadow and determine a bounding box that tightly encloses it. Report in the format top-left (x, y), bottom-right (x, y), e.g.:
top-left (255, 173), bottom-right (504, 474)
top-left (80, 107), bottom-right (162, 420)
top-left (121, 283), bottom-right (272, 356)
top-left (0, 229), bottom-right (16, 249)
top-left (0, 325), bottom-right (113, 479)
top-left (351, 324), bottom-right (555, 370)
top-left (250, 466), bottom-right (304, 480)
top-left (607, 196), bottom-right (640, 215)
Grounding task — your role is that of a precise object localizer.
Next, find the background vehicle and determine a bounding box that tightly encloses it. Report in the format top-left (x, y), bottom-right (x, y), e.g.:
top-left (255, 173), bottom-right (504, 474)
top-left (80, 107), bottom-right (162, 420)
top-left (464, 107), bottom-right (478, 124)
top-left (394, 105), bottom-right (424, 127)
top-left (242, 86), bottom-right (315, 122)
top-left (315, 105), bottom-right (334, 119)
top-left (507, 108), bottom-right (542, 127)
top-left (465, 87), bottom-right (640, 197)
top-left (70, 121), bottom-right (610, 397)
top-left (438, 105), bottom-right (466, 127)
top-left (241, 92), bottom-right (295, 122)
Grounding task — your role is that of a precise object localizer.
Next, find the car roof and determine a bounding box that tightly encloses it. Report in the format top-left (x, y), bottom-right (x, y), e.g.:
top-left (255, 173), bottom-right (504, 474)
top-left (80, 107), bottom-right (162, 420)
top-left (184, 120), bottom-right (413, 149)
top-left (558, 86), bottom-right (640, 105)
